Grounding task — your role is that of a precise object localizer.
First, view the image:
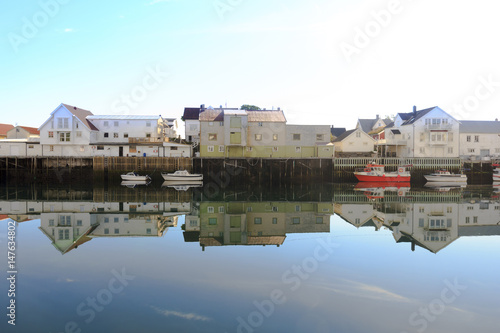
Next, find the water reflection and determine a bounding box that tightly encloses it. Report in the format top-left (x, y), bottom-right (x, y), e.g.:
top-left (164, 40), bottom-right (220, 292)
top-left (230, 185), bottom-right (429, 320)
top-left (1, 183), bottom-right (498, 254)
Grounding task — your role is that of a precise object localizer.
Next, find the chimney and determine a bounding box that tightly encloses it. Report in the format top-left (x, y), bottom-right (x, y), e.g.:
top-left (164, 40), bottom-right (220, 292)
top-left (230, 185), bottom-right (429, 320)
top-left (376, 114), bottom-right (379, 119)
top-left (277, 107), bottom-right (280, 111)
top-left (200, 104), bottom-right (205, 112)
top-left (413, 105), bottom-right (417, 114)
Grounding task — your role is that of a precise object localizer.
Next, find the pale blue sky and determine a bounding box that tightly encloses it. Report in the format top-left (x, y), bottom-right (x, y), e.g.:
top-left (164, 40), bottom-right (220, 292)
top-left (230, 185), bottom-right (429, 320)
top-left (1, 0), bottom-right (499, 131)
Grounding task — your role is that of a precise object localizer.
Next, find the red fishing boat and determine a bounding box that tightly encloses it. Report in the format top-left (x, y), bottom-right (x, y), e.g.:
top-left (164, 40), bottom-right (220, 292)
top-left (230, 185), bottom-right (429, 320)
top-left (354, 163), bottom-right (411, 182)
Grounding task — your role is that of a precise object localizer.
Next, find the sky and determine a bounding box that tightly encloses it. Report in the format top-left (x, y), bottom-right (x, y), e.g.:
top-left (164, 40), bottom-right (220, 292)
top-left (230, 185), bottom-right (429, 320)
top-left (1, 0), bottom-right (500, 134)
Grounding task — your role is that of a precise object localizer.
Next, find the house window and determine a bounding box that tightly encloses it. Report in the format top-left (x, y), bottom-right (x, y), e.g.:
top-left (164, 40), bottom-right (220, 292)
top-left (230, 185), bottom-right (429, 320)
top-left (104, 121), bottom-right (109, 127)
top-left (254, 217), bottom-right (262, 224)
top-left (220, 121), bottom-right (224, 126)
top-left (448, 147), bottom-right (453, 154)
top-left (114, 121), bottom-right (119, 127)
top-left (218, 145), bottom-right (225, 152)
top-left (59, 132), bottom-right (70, 142)
top-left (273, 134), bottom-right (278, 141)
top-left (77, 220), bottom-right (82, 226)
top-left (49, 145), bottom-right (54, 151)
top-left (80, 146), bottom-right (85, 152)
top-left (316, 217), bottom-right (323, 224)
top-left (58, 118), bottom-right (69, 129)
top-left (474, 135), bottom-right (479, 142)
top-left (465, 217), bottom-right (470, 224)
top-left (76, 131), bottom-right (82, 137)
top-left (104, 133), bottom-right (109, 138)
top-left (48, 131), bottom-right (54, 138)
top-left (246, 147), bottom-right (253, 152)
top-left (104, 217), bottom-right (109, 223)
top-left (356, 131), bottom-right (361, 138)
top-left (247, 206), bottom-right (252, 212)
top-left (146, 133), bottom-right (151, 138)
top-left (316, 134), bottom-right (324, 141)
top-left (114, 133), bottom-right (119, 138)
top-left (146, 122), bottom-right (151, 127)
top-left (295, 205), bottom-right (301, 212)
top-left (208, 133), bottom-right (217, 141)
top-left (295, 147), bottom-right (301, 153)
top-left (171, 147), bottom-right (178, 150)
top-left (114, 217), bottom-right (119, 223)
top-left (146, 228), bottom-right (151, 234)
top-left (208, 218), bottom-right (217, 225)
top-left (207, 206), bottom-right (214, 213)
top-left (129, 145), bottom-right (136, 153)
top-left (255, 134), bottom-right (262, 141)
top-left (272, 206), bottom-right (278, 212)
top-left (273, 147), bottom-right (278, 152)
top-left (207, 146), bottom-right (214, 152)
top-left (218, 206), bottom-right (224, 213)
top-left (473, 216), bottom-right (478, 223)
top-left (97, 145), bottom-right (104, 150)
top-left (104, 228), bottom-right (109, 234)
top-left (114, 228), bottom-right (119, 234)
top-left (28, 145), bottom-right (34, 149)
top-left (468, 148), bottom-right (475, 153)
top-left (124, 133), bottom-right (128, 138)
top-left (258, 122), bottom-right (263, 127)
top-left (293, 134), bottom-right (301, 141)
top-left (466, 135), bottom-right (471, 142)
top-left (292, 217), bottom-right (300, 224)
top-left (49, 219), bottom-right (54, 226)
top-left (272, 218), bottom-right (278, 224)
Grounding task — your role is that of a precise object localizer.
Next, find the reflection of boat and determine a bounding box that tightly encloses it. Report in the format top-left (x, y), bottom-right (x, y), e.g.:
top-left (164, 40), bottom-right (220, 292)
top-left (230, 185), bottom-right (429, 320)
top-left (424, 182), bottom-right (467, 191)
top-left (121, 172), bottom-right (151, 181)
top-left (161, 170), bottom-right (203, 181)
top-left (354, 163), bottom-right (411, 182)
top-left (162, 180), bottom-right (203, 191)
top-left (493, 164), bottom-right (500, 181)
top-left (354, 182), bottom-right (410, 199)
top-left (424, 169), bottom-right (467, 183)
top-left (121, 180), bottom-right (151, 188)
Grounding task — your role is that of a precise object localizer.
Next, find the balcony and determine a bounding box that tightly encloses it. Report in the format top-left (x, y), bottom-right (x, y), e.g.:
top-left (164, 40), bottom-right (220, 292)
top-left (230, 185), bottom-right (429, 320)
top-left (424, 123), bottom-right (453, 131)
top-left (128, 137), bottom-right (167, 144)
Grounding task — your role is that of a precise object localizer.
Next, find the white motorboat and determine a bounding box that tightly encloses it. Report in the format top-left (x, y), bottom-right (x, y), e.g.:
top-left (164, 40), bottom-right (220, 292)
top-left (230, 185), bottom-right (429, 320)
top-left (161, 170), bottom-right (203, 181)
top-left (121, 180), bottom-right (151, 188)
top-left (120, 172), bottom-right (151, 182)
top-left (424, 170), bottom-right (467, 183)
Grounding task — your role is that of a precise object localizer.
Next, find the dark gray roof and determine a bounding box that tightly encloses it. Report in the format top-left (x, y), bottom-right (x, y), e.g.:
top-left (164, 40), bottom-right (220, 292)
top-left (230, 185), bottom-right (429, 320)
top-left (459, 120), bottom-right (500, 133)
top-left (358, 119), bottom-right (377, 133)
top-left (333, 129), bottom-right (356, 142)
top-left (331, 127), bottom-right (347, 137)
top-left (401, 107), bottom-right (437, 125)
top-left (398, 112), bottom-right (414, 121)
top-left (183, 107), bottom-right (201, 120)
top-left (459, 225), bottom-right (500, 237)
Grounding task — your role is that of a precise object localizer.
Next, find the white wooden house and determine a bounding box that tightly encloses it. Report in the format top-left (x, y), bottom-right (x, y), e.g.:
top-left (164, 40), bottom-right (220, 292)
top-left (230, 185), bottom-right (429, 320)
top-left (332, 128), bottom-right (376, 156)
top-left (459, 120), bottom-right (500, 159)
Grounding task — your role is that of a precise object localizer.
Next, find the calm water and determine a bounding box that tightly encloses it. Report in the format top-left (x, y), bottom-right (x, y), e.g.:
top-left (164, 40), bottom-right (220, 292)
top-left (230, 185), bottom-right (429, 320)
top-left (1, 182), bottom-right (499, 333)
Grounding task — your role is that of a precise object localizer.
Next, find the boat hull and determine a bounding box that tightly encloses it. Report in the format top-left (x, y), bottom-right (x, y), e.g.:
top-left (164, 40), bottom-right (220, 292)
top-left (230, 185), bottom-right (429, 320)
top-left (354, 174), bottom-right (410, 182)
top-left (162, 174), bottom-right (203, 181)
top-left (121, 175), bottom-right (150, 181)
top-left (424, 175), bottom-right (467, 182)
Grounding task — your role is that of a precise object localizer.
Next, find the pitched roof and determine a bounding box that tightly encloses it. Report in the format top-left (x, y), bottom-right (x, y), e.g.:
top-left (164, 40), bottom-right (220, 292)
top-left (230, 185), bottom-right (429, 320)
top-left (18, 126), bottom-right (40, 135)
top-left (247, 110), bottom-right (286, 122)
top-left (247, 236), bottom-right (286, 245)
top-left (401, 107), bottom-right (436, 125)
top-left (333, 129), bottom-right (356, 142)
top-left (397, 112), bottom-right (414, 121)
top-left (357, 119), bottom-right (377, 133)
top-left (331, 127), bottom-right (347, 137)
top-left (183, 108), bottom-right (201, 120)
top-left (61, 104), bottom-right (98, 131)
top-left (459, 120), bottom-right (500, 133)
top-left (199, 109), bottom-right (224, 122)
top-left (0, 123), bottom-right (14, 136)
top-left (87, 115), bottom-right (160, 120)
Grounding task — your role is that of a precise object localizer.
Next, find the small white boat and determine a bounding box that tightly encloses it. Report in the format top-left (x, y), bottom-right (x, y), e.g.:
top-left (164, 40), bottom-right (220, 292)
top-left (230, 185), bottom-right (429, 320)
top-left (162, 180), bottom-right (203, 191)
top-left (121, 172), bottom-right (151, 181)
top-left (161, 170), bottom-right (203, 181)
top-left (424, 170), bottom-right (467, 183)
top-left (121, 180), bottom-right (151, 188)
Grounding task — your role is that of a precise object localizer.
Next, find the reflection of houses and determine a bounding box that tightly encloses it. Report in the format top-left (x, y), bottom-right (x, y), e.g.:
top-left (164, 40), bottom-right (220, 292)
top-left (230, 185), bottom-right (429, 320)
top-left (334, 188), bottom-right (500, 253)
top-left (193, 201), bottom-right (333, 250)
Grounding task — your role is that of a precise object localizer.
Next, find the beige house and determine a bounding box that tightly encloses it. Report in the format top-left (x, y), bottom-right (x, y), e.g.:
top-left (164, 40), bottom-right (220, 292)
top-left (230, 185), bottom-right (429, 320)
top-left (332, 128), bottom-right (376, 157)
top-left (459, 120), bottom-right (500, 159)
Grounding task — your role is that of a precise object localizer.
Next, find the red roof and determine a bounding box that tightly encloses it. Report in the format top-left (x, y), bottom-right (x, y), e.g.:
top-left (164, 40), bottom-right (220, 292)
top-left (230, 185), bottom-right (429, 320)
top-left (18, 126), bottom-right (40, 135)
top-left (0, 123), bottom-right (14, 136)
